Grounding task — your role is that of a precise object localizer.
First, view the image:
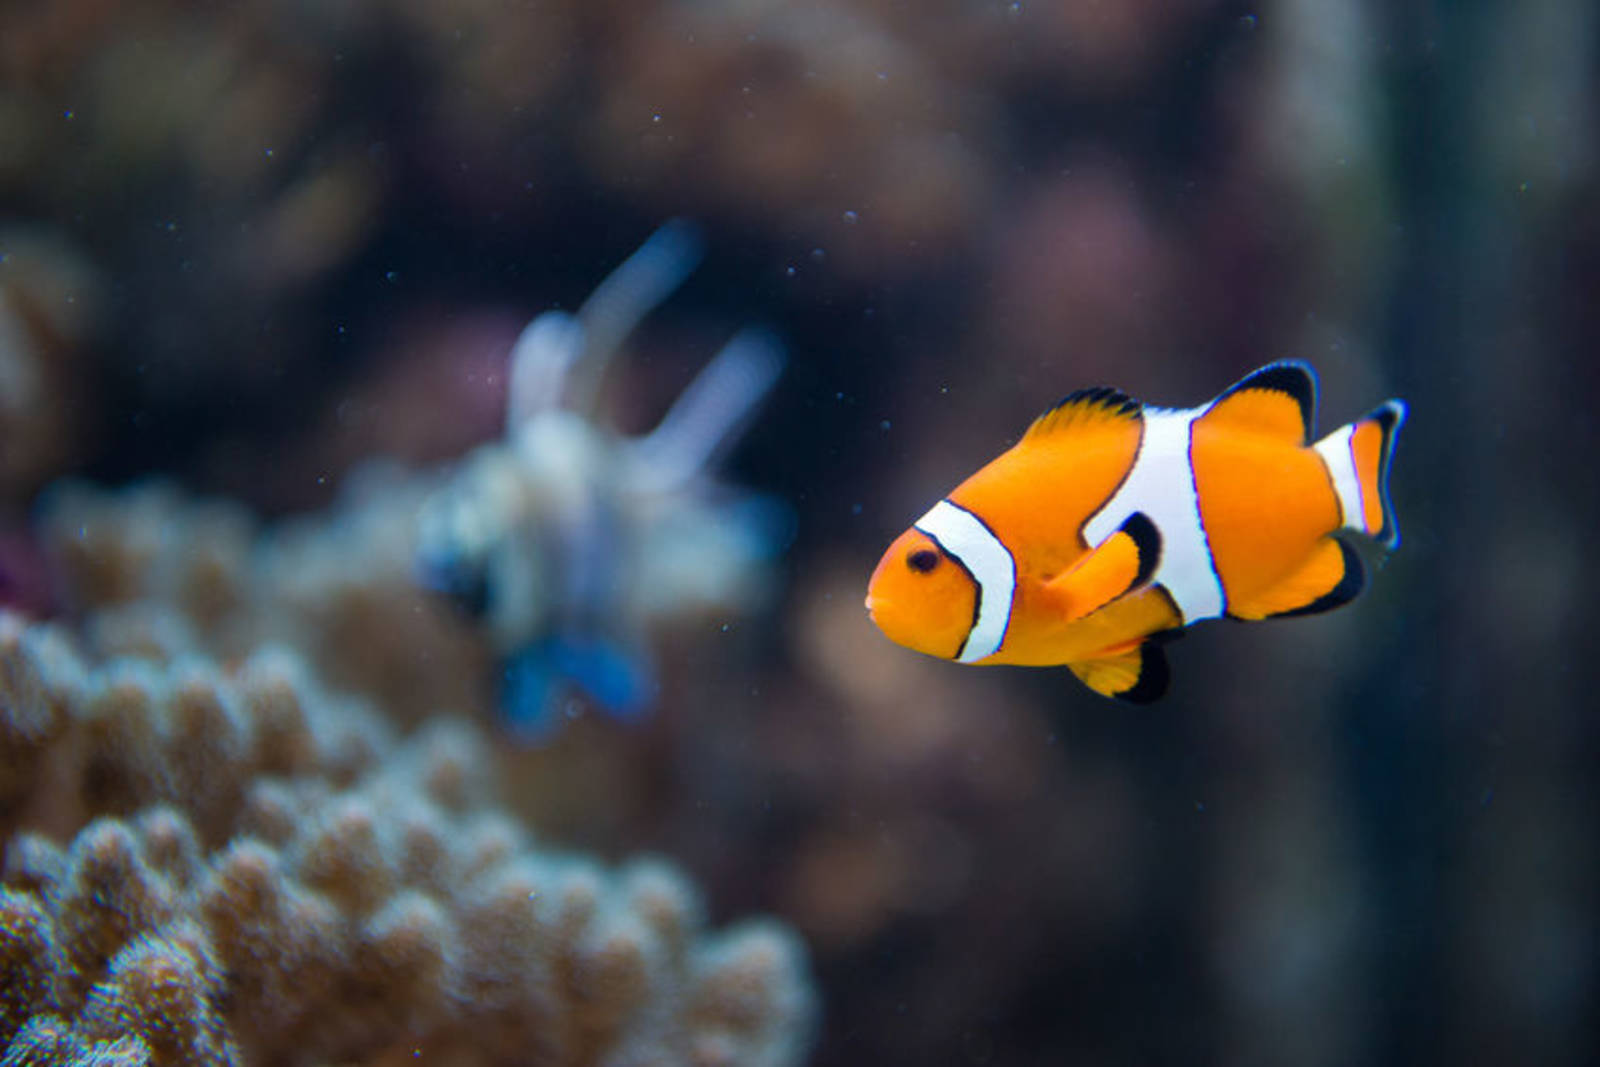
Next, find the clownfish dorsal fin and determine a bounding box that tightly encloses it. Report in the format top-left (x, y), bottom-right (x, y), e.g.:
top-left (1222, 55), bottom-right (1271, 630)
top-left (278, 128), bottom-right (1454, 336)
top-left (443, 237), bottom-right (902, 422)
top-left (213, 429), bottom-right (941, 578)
top-left (1200, 361), bottom-right (1319, 444)
top-left (1022, 386), bottom-right (1143, 444)
top-left (1068, 641), bottom-right (1169, 703)
top-left (1043, 511), bottom-right (1162, 623)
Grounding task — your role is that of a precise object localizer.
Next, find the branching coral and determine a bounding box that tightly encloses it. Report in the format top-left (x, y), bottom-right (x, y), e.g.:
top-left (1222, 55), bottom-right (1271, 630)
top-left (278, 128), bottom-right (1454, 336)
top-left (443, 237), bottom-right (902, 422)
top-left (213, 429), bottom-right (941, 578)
top-left (0, 610), bottom-right (815, 1065)
top-left (37, 471), bottom-right (492, 727)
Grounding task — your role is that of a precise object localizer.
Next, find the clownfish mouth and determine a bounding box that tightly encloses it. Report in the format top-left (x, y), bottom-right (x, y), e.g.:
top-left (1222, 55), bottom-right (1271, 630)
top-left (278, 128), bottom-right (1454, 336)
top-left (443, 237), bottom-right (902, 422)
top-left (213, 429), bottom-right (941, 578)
top-left (864, 593), bottom-right (893, 629)
top-left (863, 593), bottom-right (883, 626)
top-left (863, 592), bottom-right (909, 646)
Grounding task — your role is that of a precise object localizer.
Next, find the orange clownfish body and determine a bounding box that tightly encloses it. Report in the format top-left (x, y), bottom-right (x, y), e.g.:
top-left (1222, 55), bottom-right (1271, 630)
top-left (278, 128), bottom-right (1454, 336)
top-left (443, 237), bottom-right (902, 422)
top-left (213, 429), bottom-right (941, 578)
top-left (865, 362), bottom-right (1406, 701)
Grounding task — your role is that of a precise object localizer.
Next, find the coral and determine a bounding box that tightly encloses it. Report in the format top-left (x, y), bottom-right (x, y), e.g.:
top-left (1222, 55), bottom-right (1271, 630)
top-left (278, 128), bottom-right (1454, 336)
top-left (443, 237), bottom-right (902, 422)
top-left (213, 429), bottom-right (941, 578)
top-left (1, 880), bottom-right (233, 1067)
top-left (38, 474), bottom-right (492, 727)
top-left (0, 1017), bottom-right (153, 1067)
top-left (0, 610), bottom-right (814, 1066)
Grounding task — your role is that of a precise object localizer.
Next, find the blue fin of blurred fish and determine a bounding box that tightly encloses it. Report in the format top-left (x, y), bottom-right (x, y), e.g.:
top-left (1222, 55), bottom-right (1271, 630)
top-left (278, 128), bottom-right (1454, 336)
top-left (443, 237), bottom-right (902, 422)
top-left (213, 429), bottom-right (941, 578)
top-left (500, 635), bottom-right (657, 742)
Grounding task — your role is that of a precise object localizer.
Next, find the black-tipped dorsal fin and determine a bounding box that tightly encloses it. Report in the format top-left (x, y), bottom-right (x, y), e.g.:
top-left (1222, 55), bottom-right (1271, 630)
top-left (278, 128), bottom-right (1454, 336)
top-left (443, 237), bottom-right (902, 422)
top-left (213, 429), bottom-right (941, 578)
top-left (1023, 386), bottom-right (1143, 443)
top-left (1201, 361), bottom-right (1319, 444)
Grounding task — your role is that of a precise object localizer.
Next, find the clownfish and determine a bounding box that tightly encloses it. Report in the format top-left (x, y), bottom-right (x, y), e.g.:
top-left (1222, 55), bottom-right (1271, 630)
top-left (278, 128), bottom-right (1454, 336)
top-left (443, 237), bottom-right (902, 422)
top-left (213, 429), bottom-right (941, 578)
top-left (865, 362), bottom-right (1406, 701)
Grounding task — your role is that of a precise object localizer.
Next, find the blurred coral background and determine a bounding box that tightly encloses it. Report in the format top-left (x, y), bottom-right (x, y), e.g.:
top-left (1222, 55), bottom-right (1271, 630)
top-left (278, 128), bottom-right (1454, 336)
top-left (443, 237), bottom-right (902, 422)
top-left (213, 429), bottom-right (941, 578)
top-left (2, 0), bottom-right (1597, 1064)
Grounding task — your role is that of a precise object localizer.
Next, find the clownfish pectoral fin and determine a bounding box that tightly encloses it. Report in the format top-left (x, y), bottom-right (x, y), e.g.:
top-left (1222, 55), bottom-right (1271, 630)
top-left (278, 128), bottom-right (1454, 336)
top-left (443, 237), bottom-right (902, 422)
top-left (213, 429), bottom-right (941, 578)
top-left (1227, 536), bottom-right (1366, 621)
top-left (1043, 512), bottom-right (1162, 623)
top-left (1022, 385), bottom-right (1143, 444)
top-left (1200, 361), bottom-right (1319, 444)
top-left (1068, 641), bottom-right (1170, 703)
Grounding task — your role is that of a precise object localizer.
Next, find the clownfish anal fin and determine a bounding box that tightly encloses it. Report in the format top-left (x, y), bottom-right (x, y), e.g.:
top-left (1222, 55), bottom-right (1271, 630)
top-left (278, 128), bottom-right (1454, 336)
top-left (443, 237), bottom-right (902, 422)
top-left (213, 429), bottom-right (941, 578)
top-left (1069, 641), bottom-right (1169, 703)
top-left (1044, 512), bottom-right (1162, 623)
top-left (1202, 361), bottom-right (1319, 444)
top-left (1023, 386), bottom-right (1143, 444)
top-left (1228, 536), bottom-right (1366, 621)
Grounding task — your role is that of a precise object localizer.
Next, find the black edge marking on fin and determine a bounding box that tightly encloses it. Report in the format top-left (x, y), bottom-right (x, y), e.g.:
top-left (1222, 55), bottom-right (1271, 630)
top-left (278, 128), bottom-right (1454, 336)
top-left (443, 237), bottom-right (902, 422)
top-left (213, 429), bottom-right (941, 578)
top-left (1271, 538), bottom-right (1367, 618)
top-left (1146, 626), bottom-right (1186, 645)
top-left (1118, 511), bottom-right (1161, 590)
top-left (1115, 642), bottom-right (1169, 704)
top-left (1150, 586), bottom-right (1184, 631)
top-left (1071, 385), bottom-right (1143, 416)
top-left (1027, 386), bottom-right (1143, 440)
top-left (1369, 399), bottom-right (1407, 552)
top-left (1216, 360), bottom-right (1319, 442)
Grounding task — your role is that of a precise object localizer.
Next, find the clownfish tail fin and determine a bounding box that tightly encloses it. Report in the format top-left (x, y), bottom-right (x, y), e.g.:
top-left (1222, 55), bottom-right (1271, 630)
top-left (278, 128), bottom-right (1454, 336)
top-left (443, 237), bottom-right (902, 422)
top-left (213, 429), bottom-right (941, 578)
top-left (1363, 400), bottom-right (1407, 551)
top-left (1314, 398), bottom-right (1407, 551)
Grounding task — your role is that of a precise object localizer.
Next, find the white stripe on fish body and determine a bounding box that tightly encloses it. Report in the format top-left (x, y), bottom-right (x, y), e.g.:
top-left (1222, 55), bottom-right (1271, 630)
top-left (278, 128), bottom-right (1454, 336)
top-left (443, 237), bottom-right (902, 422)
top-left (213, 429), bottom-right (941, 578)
top-left (1313, 424), bottom-right (1366, 535)
top-left (1083, 406), bottom-right (1225, 624)
top-left (914, 499), bottom-right (1016, 663)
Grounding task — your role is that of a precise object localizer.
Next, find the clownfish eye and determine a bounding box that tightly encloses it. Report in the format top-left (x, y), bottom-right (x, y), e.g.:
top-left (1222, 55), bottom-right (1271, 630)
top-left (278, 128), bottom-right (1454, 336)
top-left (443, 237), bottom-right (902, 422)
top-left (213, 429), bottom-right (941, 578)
top-left (907, 548), bottom-right (940, 573)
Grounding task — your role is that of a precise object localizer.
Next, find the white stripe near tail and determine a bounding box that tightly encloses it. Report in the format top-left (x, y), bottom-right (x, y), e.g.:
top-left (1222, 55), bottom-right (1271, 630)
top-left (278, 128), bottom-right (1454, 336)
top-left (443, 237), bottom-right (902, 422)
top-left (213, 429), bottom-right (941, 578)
top-left (1314, 399), bottom-right (1406, 549)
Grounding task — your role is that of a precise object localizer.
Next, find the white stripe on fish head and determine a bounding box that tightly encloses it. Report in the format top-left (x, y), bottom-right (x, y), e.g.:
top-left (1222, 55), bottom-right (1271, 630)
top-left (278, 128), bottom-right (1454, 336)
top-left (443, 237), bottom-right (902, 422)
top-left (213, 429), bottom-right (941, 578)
top-left (913, 499), bottom-right (1016, 662)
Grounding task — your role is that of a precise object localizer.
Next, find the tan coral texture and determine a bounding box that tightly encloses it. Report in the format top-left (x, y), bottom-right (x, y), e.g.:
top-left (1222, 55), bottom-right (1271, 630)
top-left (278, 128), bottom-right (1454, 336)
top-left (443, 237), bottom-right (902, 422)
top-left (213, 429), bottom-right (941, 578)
top-left (0, 610), bottom-right (815, 1066)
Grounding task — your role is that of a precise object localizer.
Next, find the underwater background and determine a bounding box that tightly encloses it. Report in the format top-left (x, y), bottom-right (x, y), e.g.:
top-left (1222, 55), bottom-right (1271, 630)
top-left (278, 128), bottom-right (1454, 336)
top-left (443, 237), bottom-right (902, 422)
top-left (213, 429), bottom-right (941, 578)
top-left (1, 1), bottom-right (1595, 1065)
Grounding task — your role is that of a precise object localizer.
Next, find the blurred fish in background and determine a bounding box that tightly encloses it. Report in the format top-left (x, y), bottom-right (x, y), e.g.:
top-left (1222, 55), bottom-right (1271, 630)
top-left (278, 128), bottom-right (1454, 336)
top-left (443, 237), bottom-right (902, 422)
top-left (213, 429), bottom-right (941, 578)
top-left (416, 221), bottom-right (788, 739)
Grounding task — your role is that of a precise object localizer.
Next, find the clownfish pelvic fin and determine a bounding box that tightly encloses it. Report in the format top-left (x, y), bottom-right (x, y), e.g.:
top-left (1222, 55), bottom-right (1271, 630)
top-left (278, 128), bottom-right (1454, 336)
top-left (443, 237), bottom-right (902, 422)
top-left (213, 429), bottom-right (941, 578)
top-left (1069, 641), bottom-right (1170, 703)
top-left (1042, 511), bottom-right (1162, 623)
